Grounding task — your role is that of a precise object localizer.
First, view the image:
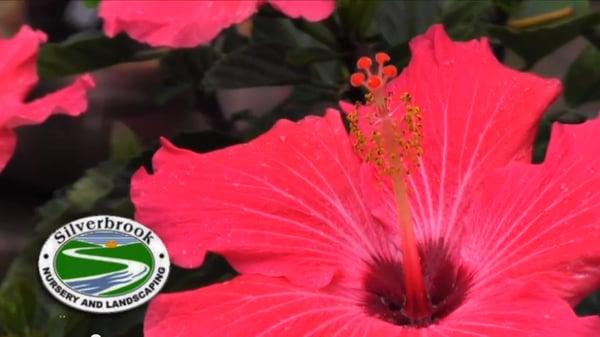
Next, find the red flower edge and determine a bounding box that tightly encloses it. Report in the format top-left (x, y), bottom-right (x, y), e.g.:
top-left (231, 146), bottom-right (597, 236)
top-left (100, 0), bottom-right (335, 48)
top-left (0, 26), bottom-right (95, 172)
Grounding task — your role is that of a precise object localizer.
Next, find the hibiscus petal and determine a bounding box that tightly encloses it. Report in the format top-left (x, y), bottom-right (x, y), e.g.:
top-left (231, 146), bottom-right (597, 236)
top-left (0, 26), bottom-right (95, 173)
top-left (132, 110), bottom-right (388, 288)
top-left (145, 275), bottom-right (597, 337)
top-left (0, 129), bottom-right (16, 172)
top-left (346, 25), bottom-right (562, 241)
top-left (100, 0), bottom-right (259, 47)
top-left (145, 275), bottom-right (402, 337)
top-left (436, 280), bottom-right (600, 337)
top-left (268, 0), bottom-right (335, 21)
top-left (5, 74), bottom-right (95, 128)
top-left (0, 26), bottom-right (46, 101)
top-left (466, 118), bottom-right (600, 304)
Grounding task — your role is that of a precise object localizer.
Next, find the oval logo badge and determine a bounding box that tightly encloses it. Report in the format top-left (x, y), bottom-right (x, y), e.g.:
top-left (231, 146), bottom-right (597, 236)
top-left (38, 215), bottom-right (170, 313)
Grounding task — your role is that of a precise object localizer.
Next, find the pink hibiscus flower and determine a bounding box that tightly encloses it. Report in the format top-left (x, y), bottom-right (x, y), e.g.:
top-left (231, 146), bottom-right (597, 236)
top-left (100, 0), bottom-right (335, 48)
top-left (0, 26), bottom-right (95, 173)
top-left (131, 25), bottom-right (600, 336)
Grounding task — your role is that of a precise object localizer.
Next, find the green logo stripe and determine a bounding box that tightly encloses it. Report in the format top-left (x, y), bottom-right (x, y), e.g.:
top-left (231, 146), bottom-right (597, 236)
top-left (56, 240), bottom-right (127, 279)
top-left (56, 239), bottom-right (155, 296)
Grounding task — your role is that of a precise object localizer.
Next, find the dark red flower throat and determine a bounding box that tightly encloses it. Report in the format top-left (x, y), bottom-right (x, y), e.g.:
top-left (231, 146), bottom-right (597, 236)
top-left (364, 240), bottom-right (472, 327)
top-left (351, 54), bottom-right (472, 327)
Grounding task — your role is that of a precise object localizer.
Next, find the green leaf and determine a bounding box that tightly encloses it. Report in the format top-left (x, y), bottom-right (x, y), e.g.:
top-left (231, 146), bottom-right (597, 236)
top-left (576, 289), bottom-right (600, 316)
top-left (286, 47), bottom-right (340, 66)
top-left (38, 32), bottom-right (143, 79)
top-left (388, 42), bottom-right (411, 70)
top-left (253, 17), bottom-right (304, 45)
top-left (65, 162), bottom-right (118, 212)
top-left (253, 16), bottom-right (336, 51)
top-left (291, 21), bottom-right (338, 48)
top-left (110, 123), bottom-right (143, 164)
top-left (203, 42), bottom-right (309, 89)
top-left (377, 0), bottom-right (443, 45)
top-left (583, 25), bottom-right (600, 48)
top-left (82, 0), bottom-right (100, 9)
top-left (489, 11), bottom-right (600, 68)
top-left (442, 0), bottom-right (495, 40)
top-left (158, 47), bottom-right (219, 103)
top-left (252, 16), bottom-right (341, 88)
top-left (532, 117), bottom-right (553, 163)
top-left (492, 0), bottom-right (526, 15)
top-left (564, 45), bottom-right (600, 107)
top-left (508, 0), bottom-right (590, 28)
top-left (337, 0), bottom-right (380, 39)
top-left (239, 84), bottom-right (336, 140)
top-left (0, 282), bottom-right (39, 336)
top-left (161, 47), bottom-right (220, 84)
top-left (168, 131), bottom-right (240, 153)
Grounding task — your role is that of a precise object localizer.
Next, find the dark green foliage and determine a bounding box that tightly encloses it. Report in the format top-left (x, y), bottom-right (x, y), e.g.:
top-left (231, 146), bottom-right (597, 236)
top-left (564, 45), bottom-right (600, 107)
top-left (337, 0), bottom-right (380, 39)
top-left (38, 32), bottom-right (148, 79)
top-left (442, 0), bottom-right (496, 40)
top-left (377, 0), bottom-right (443, 45)
top-left (82, 0), bottom-right (100, 9)
top-left (157, 46), bottom-right (220, 104)
top-left (489, 11), bottom-right (600, 68)
top-left (203, 42), bottom-right (310, 89)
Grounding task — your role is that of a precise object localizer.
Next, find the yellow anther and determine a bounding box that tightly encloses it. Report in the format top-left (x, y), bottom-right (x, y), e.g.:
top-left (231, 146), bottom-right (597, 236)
top-left (348, 90), bottom-right (424, 178)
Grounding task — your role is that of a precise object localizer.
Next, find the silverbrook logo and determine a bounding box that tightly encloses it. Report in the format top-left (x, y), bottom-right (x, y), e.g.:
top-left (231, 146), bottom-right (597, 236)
top-left (38, 215), bottom-right (170, 313)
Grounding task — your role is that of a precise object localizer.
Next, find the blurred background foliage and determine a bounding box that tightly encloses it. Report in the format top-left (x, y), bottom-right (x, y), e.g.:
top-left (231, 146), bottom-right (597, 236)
top-left (0, 0), bottom-right (599, 336)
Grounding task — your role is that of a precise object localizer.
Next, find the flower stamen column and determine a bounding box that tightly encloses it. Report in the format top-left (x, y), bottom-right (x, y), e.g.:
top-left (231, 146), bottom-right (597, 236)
top-left (349, 53), bottom-right (430, 322)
